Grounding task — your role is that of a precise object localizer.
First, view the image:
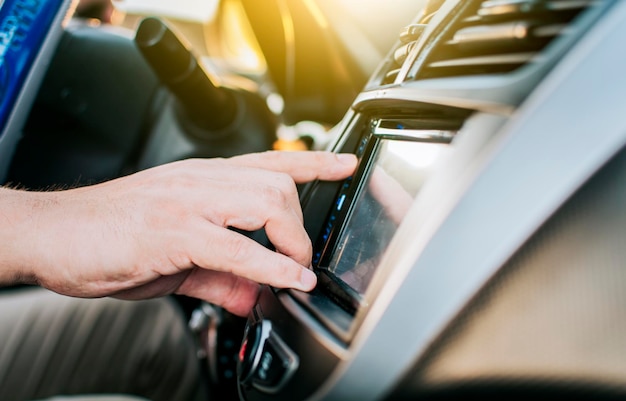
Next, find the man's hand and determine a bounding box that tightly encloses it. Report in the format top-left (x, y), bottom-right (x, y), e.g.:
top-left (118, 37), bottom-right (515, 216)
top-left (0, 151), bottom-right (357, 316)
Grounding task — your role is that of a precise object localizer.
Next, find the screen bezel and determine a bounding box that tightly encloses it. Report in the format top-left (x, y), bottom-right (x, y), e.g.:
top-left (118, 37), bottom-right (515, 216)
top-left (293, 114), bottom-right (456, 342)
top-left (315, 120), bottom-right (454, 309)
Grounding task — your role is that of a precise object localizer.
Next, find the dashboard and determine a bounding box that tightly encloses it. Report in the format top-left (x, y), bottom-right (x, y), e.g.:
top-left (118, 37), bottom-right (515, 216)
top-left (235, 1), bottom-right (626, 400)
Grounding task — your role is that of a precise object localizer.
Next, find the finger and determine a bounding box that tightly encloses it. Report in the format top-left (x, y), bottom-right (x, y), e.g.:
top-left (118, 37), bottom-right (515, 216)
top-left (201, 168), bottom-right (304, 224)
top-left (264, 213), bottom-right (312, 265)
top-left (228, 151), bottom-right (357, 183)
top-left (186, 223), bottom-right (317, 291)
top-left (176, 269), bottom-right (261, 317)
top-left (198, 179), bottom-right (310, 262)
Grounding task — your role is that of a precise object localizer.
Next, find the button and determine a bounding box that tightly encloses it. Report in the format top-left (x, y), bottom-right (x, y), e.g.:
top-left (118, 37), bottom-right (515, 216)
top-left (254, 346), bottom-right (284, 386)
top-left (237, 319), bottom-right (299, 394)
top-left (237, 320), bottom-right (267, 383)
top-left (251, 331), bottom-right (299, 394)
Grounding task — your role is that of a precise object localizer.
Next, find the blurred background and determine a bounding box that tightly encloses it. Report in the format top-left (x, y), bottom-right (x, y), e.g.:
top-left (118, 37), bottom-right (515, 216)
top-left (6, 0), bottom-right (427, 190)
top-left (74, 0), bottom-right (426, 146)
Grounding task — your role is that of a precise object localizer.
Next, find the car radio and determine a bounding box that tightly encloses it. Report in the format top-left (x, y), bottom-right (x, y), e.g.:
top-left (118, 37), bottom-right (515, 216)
top-left (311, 120), bottom-right (454, 304)
top-left (236, 100), bottom-right (470, 399)
top-left (298, 116), bottom-right (459, 334)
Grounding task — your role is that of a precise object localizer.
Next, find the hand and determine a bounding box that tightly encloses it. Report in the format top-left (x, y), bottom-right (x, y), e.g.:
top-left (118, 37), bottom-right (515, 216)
top-left (0, 151), bottom-right (357, 316)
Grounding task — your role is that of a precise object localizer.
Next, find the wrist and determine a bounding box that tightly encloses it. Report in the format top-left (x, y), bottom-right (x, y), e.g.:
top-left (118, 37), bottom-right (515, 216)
top-left (0, 187), bottom-right (56, 286)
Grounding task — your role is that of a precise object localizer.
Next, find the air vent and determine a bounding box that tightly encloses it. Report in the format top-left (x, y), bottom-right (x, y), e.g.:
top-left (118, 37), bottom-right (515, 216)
top-left (416, 0), bottom-right (596, 80)
top-left (380, 23), bottom-right (427, 85)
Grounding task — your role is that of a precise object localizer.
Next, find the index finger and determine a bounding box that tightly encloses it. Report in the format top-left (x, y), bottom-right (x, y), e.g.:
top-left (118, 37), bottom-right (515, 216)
top-left (227, 151), bottom-right (357, 183)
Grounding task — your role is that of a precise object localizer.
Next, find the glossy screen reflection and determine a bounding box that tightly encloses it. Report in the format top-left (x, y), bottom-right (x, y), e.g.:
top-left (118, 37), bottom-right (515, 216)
top-left (328, 139), bottom-right (447, 296)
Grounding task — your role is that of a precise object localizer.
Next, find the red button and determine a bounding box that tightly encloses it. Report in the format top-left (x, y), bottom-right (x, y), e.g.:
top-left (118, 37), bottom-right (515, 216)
top-left (238, 338), bottom-right (248, 362)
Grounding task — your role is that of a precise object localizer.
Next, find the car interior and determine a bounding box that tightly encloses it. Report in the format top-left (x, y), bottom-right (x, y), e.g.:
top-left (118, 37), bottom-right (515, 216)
top-left (1, 0), bottom-right (626, 400)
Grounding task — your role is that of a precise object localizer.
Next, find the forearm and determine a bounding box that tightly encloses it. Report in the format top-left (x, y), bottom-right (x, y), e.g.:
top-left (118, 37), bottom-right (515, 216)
top-left (0, 187), bottom-right (52, 286)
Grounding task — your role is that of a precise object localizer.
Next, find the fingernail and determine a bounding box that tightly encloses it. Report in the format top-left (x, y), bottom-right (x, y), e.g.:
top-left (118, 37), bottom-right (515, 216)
top-left (336, 153), bottom-right (356, 165)
top-left (300, 268), bottom-right (317, 290)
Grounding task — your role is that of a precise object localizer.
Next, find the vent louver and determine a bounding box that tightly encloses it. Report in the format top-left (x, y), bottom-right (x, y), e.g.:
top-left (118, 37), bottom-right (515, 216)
top-left (380, 23), bottom-right (427, 85)
top-left (416, 0), bottom-right (596, 80)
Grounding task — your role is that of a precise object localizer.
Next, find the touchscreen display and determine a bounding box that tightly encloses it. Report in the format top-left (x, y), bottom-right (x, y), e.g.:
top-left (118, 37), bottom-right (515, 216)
top-left (325, 139), bottom-right (447, 297)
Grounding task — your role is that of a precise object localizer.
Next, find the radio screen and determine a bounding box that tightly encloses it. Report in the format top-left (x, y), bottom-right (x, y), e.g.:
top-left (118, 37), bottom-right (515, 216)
top-left (325, 138), bottom-right (447, 297)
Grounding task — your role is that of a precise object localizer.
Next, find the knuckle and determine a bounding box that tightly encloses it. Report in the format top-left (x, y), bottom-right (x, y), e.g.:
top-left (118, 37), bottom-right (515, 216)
top-left (261, 185), bottom-right (290, 209)
top-left (274, 171), bottom-right (295, 188)
top-left (223, 234), bottom-right (250, 266)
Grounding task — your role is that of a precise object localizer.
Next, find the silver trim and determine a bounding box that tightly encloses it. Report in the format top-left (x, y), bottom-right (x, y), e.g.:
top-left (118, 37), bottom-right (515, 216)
top-left (353, 85), bottom-right (516, 115)
top-left (372, 120), bottom-right (456, 143)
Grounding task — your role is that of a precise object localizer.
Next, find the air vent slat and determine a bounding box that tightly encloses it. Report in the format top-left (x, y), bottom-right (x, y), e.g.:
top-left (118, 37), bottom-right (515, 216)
top-left (478, 0), bottom-right (593, 17)
top-left (413, 0), bottom-right (595, 80)
top-left (449, 22), bottom-right (534, 45)
top-left (534, 23), bottom-right (568, 37)
top-left (429, 52), bottom-right (535, 68)
top-left (446, 22), bottom-right (566, 51)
